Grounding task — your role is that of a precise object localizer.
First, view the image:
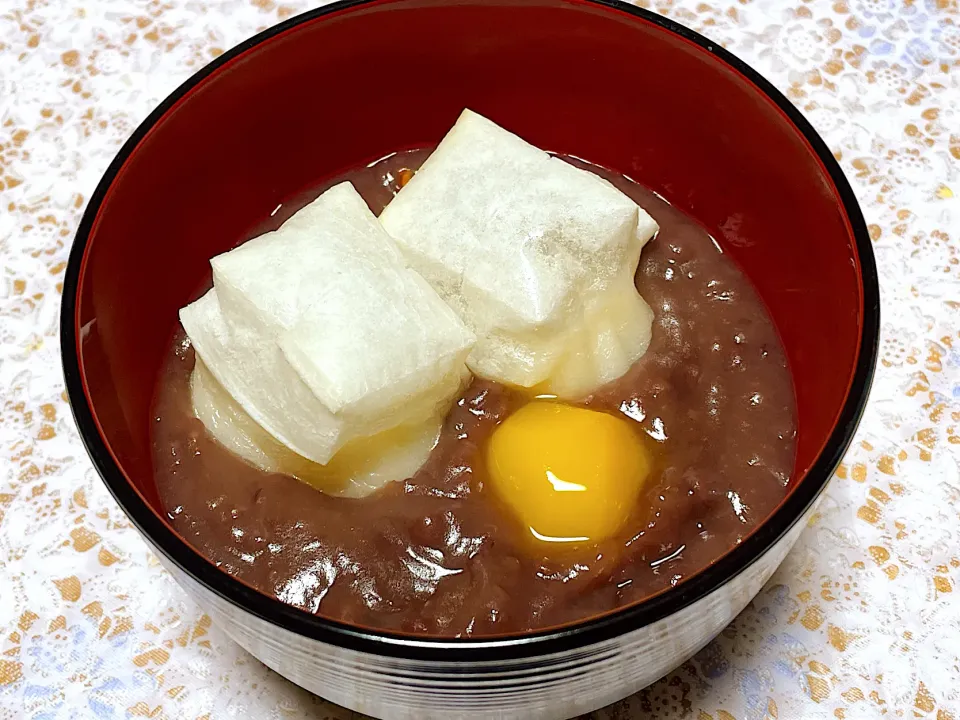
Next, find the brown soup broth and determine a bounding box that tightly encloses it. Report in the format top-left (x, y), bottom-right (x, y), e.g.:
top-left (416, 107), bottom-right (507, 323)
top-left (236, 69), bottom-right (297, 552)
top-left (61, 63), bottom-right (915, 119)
top-left (151, 149), bottom-right (797, 637)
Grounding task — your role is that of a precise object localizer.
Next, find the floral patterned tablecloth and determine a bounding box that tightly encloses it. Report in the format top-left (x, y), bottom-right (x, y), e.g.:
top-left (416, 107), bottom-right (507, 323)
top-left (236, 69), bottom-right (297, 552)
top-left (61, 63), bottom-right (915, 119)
top-left (1, 0), bottom-right (958, 718)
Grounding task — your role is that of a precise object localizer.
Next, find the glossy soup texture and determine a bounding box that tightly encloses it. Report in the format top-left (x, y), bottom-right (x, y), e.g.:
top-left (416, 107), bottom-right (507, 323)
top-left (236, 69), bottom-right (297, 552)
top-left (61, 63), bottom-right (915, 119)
top-left (151, 150), bottom-right (797, 637)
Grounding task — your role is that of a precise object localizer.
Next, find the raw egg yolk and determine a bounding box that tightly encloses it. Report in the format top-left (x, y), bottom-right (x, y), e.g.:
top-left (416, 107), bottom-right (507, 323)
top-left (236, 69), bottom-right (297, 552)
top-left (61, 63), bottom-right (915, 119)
top-left (486, 401), bottom-right (652, 548)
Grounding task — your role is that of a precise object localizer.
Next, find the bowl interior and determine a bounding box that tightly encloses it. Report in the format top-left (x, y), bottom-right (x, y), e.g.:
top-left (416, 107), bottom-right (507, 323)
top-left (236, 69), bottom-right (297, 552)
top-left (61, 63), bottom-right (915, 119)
top-left (72, 0), bottom-right (865, 580)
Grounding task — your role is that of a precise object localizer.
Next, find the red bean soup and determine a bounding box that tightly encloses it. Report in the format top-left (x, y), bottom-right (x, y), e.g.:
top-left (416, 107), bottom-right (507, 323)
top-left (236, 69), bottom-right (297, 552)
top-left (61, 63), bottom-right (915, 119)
top-left (148, 150), bottom-right (797, 637)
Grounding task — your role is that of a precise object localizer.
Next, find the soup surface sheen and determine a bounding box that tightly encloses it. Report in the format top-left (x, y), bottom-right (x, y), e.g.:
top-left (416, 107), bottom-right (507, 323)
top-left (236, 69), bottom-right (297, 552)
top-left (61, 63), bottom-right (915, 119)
top-left (152, 150), bottom-right (797, 637)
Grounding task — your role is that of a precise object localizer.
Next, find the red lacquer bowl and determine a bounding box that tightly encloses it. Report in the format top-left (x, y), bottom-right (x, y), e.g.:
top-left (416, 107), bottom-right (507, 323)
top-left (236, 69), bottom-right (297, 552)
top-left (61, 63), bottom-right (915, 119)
top-left (61, 1), bottom-right (879, 718)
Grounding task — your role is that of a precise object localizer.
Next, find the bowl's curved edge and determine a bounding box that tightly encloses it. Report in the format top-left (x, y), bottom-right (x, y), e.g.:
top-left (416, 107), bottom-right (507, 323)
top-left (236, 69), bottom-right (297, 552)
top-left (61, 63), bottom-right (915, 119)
top-left (60, 0), bottom-right (880, 664)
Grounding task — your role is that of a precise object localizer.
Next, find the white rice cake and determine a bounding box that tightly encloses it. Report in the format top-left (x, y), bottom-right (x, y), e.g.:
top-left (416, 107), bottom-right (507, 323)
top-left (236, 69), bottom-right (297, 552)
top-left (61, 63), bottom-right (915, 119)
top-left (180, 181), bottom-right (474, 472)
top-left (379, 109), bottom-right (659, 399)
top-left (191, 358), bottom-right (443, 498)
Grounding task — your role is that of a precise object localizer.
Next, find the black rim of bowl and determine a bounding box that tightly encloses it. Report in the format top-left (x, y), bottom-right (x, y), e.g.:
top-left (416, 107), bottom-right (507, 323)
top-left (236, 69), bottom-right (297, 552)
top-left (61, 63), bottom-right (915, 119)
top-left (61, 0), bottom-right (880, 664)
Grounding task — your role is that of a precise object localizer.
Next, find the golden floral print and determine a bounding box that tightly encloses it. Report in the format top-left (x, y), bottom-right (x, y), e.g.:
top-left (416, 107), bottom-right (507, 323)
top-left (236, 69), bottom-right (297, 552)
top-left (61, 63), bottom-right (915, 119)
top-left (0, 0), bottom-right (958, 718)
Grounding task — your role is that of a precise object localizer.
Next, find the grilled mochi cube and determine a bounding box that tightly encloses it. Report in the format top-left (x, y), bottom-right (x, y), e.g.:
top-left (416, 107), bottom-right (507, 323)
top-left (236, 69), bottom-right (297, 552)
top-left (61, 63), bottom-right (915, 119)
top-left (379, 109), bottom-right (659, 399)
top-left (179, 182), bottom-right (475, 495)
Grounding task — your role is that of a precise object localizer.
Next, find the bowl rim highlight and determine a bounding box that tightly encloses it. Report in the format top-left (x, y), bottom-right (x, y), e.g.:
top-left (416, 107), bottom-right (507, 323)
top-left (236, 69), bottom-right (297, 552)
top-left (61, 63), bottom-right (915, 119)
top-left (60, 0), bottom-right (880, 664)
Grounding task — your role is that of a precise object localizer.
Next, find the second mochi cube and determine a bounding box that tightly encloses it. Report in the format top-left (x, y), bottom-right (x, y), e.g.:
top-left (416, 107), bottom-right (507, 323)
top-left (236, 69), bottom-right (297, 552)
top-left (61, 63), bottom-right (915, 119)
top-left (379, 109), bottom-right (659, 399)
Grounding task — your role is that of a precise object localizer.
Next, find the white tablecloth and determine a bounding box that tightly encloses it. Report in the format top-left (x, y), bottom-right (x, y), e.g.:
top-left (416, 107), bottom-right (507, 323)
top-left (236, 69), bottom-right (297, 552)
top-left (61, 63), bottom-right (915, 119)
top-left (1, 0), bottom-right (958, 717)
